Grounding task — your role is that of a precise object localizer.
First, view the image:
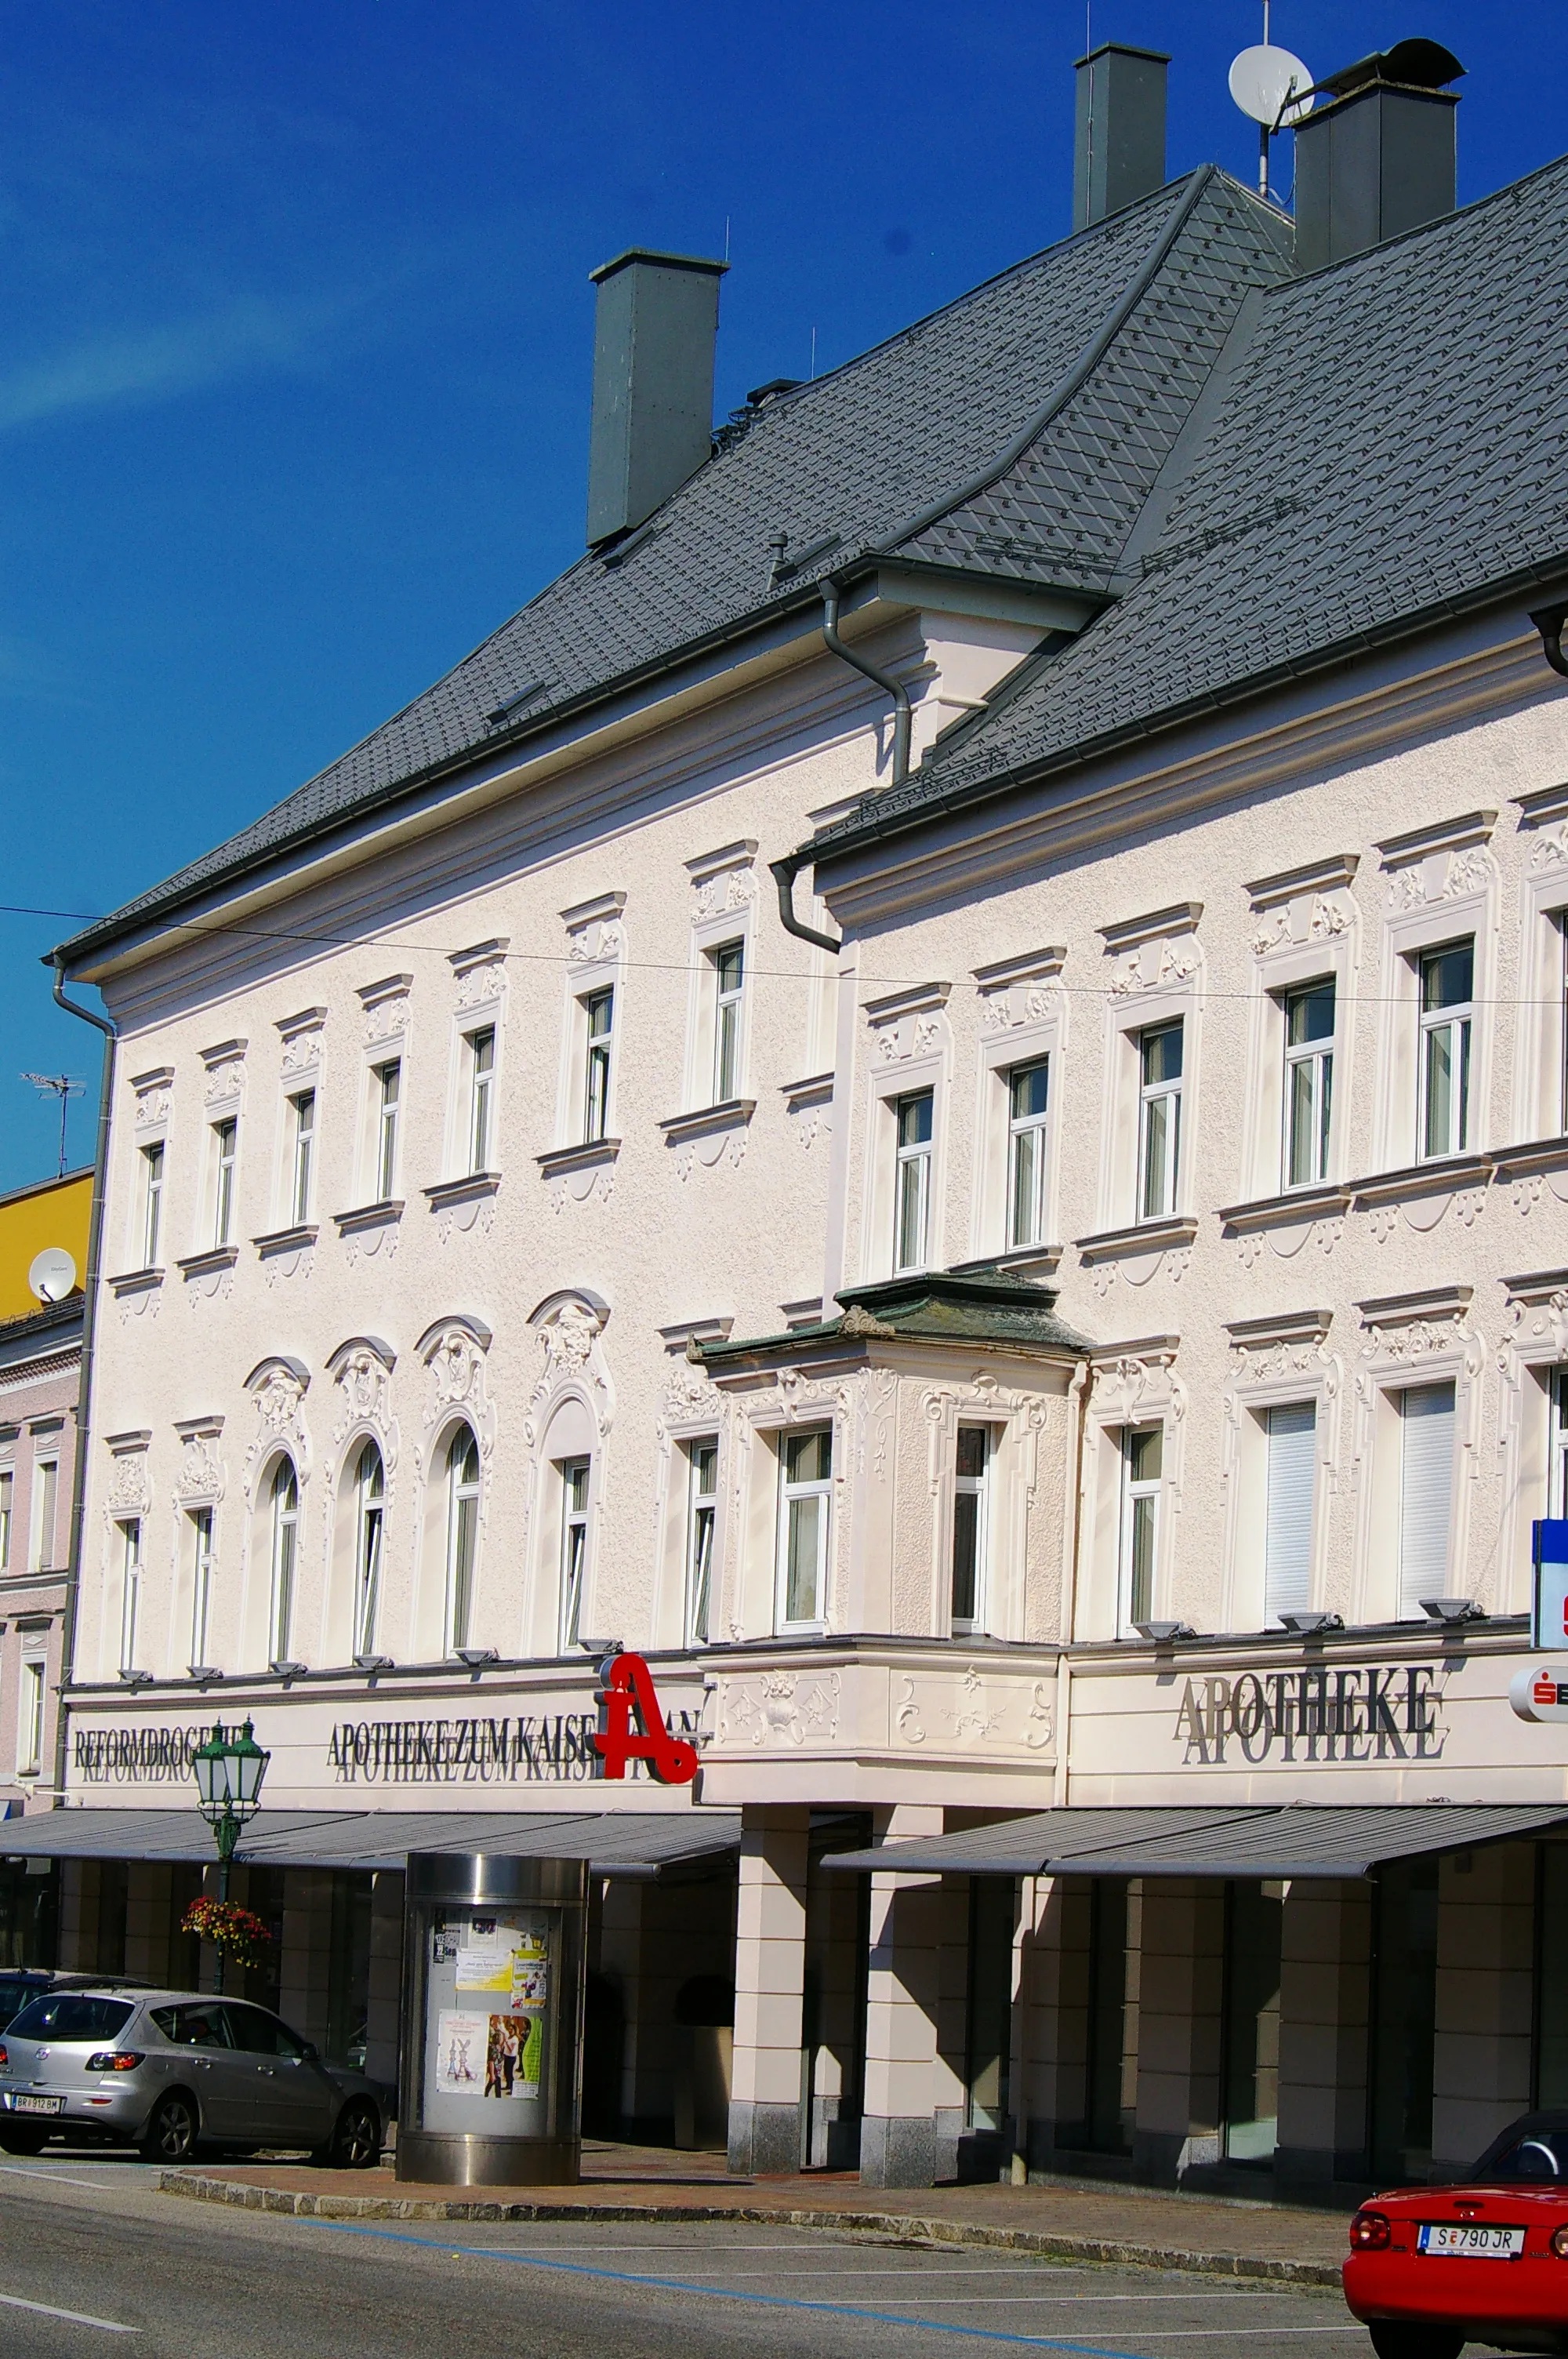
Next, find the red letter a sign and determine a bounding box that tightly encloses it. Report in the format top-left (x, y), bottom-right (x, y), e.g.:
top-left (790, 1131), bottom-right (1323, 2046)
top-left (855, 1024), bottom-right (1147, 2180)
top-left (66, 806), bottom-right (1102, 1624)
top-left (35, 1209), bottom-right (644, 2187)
top-left (592, 1652), bottom-right (699, 1784)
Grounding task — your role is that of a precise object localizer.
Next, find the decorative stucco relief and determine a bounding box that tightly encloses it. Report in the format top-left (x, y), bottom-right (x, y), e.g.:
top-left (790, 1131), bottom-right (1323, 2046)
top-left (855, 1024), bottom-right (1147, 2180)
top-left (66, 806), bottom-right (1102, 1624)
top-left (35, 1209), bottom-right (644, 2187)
top-left (565, 918), bottom-right (622, 966)
top-left (692, 863), bottom-right (758, 924)
top-left (105, 1441), bottom-right (151, 1517)
top-left (1385, 845), bottom-right (1495, 913)
top-left (717, 1668), bottom-right (841, 1748)
top-left (172, 1425), bottom-right (225, 1507)
top-left (241, 1358), bottom-right (311, 1500)
top-left (889, 1664), bottom-right (1054, 1754)
top-left (1107, 936), bottom-right (1199, 998)
top-left (1251, 889), bottom-right (1355, 959)
top-left (672, 1128), bottom-right (746, 1181)
top-left (873, 1009), bottom-right (948, 1063)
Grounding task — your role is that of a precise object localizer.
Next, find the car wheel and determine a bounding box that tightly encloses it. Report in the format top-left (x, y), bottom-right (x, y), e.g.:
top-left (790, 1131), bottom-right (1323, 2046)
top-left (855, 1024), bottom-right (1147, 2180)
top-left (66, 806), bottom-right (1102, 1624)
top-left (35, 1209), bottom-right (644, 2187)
top-left (329, 2099), bottom-right (381, 2170)
top-left (1368, 2326), bottom-right (1465, 2359)
top-left (139, 2091), bottom-right (199, 2166)
top-left (0, 2125), bottom-right (46, 2156)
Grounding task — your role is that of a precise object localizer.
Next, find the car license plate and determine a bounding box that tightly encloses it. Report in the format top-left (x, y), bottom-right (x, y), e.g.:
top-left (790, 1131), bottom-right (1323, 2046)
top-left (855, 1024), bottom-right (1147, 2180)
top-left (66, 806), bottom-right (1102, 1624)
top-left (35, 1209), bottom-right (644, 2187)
top-left (9, 2095), bottom-right (64, 2116)
top-left (1417, 2223), bottom-right (1526, 2258)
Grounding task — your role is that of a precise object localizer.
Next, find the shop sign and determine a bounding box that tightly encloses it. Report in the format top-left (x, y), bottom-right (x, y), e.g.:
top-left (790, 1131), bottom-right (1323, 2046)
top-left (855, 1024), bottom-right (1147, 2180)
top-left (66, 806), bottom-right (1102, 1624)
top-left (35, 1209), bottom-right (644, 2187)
top-left (1174, 1665), bottom-right (1445, 1765)
top-left (1533, 1521), bottom-right (1568, 1650)
top-left (73, 1725), bottom-right (211, 1783)
top-left (1510, 1663), bottom-right (1568, 1724)
top-left (593, 1653), bottom-right (699, 1785)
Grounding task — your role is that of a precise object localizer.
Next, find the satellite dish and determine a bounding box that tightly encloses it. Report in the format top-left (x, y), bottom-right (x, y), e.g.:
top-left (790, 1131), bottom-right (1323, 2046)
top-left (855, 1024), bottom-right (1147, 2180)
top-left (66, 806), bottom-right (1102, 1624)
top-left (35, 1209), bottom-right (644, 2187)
top-left (1229, 43), bottom-right (1314, 126)
top-left (28, 1247), bottom-right (77, 1305)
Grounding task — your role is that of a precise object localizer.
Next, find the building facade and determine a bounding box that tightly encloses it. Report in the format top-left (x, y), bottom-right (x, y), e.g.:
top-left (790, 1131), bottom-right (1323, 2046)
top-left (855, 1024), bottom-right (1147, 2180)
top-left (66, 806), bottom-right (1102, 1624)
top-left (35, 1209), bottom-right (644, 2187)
top-left (37, 41), bottom-right (1568, 2190)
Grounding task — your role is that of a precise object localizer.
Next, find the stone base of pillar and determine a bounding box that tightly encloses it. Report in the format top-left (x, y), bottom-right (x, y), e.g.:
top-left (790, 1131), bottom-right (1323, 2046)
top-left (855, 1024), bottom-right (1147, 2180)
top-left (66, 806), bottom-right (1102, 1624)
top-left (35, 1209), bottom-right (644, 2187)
top-left (727, 2099), bottom-right (801, 2176)
top-left (858, 2112), bottom-right (937, 2189)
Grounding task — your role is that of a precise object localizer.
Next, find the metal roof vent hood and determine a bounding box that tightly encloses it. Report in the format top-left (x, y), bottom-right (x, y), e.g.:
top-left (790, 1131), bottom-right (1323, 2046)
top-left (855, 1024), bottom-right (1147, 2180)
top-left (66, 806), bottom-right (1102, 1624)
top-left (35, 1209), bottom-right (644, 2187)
top-left (585, 247), bottom-right (728, 549)
top-left (1293, 37), bottom-right (1464, 272)
top-left (1073, 42), bottom-right (1169, 231)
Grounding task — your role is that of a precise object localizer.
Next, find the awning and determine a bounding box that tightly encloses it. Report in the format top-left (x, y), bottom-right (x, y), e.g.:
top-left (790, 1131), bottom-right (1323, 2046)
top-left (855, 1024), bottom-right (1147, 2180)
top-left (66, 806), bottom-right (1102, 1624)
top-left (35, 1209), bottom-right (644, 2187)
top-left (0, 1808), bottom-right (742, 1881)
top-left (823, 1801), bottom-right (1568, 1881)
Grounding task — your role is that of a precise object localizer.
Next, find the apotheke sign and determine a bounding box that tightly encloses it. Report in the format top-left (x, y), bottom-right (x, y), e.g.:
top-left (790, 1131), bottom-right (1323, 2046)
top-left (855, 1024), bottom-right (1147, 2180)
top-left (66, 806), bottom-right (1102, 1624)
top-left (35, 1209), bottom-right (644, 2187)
top-left (1174, 1664), bottom-right (1446, 1765)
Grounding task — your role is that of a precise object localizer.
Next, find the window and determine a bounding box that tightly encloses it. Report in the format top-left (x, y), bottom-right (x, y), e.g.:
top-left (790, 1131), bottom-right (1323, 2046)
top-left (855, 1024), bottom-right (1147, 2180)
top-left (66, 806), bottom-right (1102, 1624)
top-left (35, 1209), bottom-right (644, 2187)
top-left (778, 1427), bottom-right (832, 1630)
top-left (212, 1119), bottom-right (238, 1248)
top-left (1419, 941), bottom-right (1473, 1161)
top-left (117, 1518), bottom-right (142, 1674)
top-left (288, 1089), bottom-right (316, 1225)
top-left (894, 1089), bottom-right (934, 1272)
top-left (685, 1440), bottom-right (717, 1645)
top-left (1007, 1060), bottom-right (1051, 1248)
top-left (352, 1444), bottom-right (385, 1659)
top-left (1283, 983), bottom-right (1334, 1188)
top-left (712, 941), bottom-right (745, 1102)
top-left (1263, 1403), bottom-right (1316, 1623)
top-left (373, 1060), bottom-right (401, 1201)
top-left (951, 1426), bottom-right (989, 1633)
top-left (1553, 1372), bottom-right (1568, 1520)
top-left (1137, 1023), bottom-right (1183, 1220)
top-left (583, 991), bottom-right (613, 1143)
top-left (16, 1650), bottom-right (45, 1779)
top-left (465, 1028), bottom-right (495, 1174)
top-left (189, 1507), bottom-right (215, 1670)
top-left (558, 1459), bottom-right (590, 1651)
top-left (268, 1461), bottom-right (299, 1666)
top-left (444, 1427), bottom-right (481, 1655)
top-left (30, 1461), bottom-right (58, 1572)
top-left (0, 1469), bottom-right (10, 1570)
top-left (1398, 1383), bottom-right (1455, 1616)
top-left (1117, 1426), bottom-right (1163, 1632)
top-left (140, 1140), bottom-right (164, 1267)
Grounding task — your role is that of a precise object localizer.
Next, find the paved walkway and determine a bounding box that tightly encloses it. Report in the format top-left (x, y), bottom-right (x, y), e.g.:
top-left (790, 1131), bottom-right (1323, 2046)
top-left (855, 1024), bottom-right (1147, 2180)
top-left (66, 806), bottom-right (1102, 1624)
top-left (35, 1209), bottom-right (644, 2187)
top-left (159, 2140), bottom-right (1353, 2287)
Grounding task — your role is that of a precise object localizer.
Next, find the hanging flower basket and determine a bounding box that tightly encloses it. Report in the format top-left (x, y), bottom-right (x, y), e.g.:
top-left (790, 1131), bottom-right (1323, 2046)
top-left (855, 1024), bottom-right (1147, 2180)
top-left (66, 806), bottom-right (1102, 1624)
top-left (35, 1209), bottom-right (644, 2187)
top-left (181, 1898), bottom-right (272, 1968)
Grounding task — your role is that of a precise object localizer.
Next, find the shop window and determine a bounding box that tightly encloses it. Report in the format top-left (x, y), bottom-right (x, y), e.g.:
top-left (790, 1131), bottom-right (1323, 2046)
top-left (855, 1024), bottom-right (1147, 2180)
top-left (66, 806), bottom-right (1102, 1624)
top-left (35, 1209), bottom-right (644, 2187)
top-left (1081, 1877), bottom-right (1138, 2155)
top-left (1221, 1881), bottom-right (1282, 2165)
top-left (326, 1872), bottom-right (374, 2070)
top-left (1263, 1403), bottom-right (1316, 1624)
top-left (558, 1457), bottom-right (590, 1650)
top-left (951, 1427), bottom-right (989, 1634)
top-left (351, 1443), bottom-right (386, 1659)
top-left (1007, 1060), bottom-right (1051, 1248)
top-left (267, 1460), bottom-right (299, 1667)
top-left (1137, 1021), bottom-right (1183, 1220)
top-left (1117, 1427), bottom-right (1163, 1633)
top-left (1418, 940), bottom-right (1473, 1160)
top-left (1283, 981), bottom-right (1334, 1189)
top-left (1398, 1383), bottom-right (1455, 1616)
top-left (188, 1507), bottom-right (215, 1671)
top-left (1370, 1856), bottom-right (1438, 2184)
top-left (894, 1090), bottom-right (934, 1272)
top-left (777, 1427), bottom-right (832, 1631)
top-left (444, 1427), bottom-right (481, 1656)
top-left (964, 1877), bottom-right (1014, 2135)
top-left (685, 1438), bottom-right (717, 1646)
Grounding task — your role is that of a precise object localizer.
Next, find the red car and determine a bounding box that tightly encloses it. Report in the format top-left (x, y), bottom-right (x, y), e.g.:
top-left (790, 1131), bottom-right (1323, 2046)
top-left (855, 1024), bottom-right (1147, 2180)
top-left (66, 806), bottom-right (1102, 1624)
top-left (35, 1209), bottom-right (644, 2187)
top-left (1345, 2114), bottom-right (1568, 2357)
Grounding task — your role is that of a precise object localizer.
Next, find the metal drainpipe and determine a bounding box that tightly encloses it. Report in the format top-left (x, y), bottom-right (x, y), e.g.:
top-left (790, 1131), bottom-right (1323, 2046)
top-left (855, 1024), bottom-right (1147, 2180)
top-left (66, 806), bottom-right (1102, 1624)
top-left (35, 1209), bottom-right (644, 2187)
top-left (49, 961), bottom-right (118, 1815)
top-left (771, 582), bottom-right (916, 954)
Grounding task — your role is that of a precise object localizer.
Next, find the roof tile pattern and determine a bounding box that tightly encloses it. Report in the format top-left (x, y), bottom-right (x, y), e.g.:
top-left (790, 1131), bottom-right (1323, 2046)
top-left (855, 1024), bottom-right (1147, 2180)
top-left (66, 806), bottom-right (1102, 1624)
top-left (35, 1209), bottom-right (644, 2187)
top-left (70, 172), bottom-right (1290, 957)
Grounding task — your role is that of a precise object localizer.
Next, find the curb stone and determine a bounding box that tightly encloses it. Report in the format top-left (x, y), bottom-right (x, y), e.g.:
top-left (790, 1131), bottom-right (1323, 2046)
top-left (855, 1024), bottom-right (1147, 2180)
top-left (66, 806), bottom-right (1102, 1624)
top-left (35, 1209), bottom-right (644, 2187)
top-left (156, 2173), bottom-right (1341, 2288)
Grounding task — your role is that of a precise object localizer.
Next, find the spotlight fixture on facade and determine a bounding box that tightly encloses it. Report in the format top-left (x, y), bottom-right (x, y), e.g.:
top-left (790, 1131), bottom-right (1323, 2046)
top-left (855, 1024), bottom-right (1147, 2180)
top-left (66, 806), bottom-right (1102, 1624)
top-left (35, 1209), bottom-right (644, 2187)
top-left (1279, 1610), bottom-right (1344, 1634)
top-left (1136, 1619), bottom-right (1196, 1642)
top-left (1420, 1597), bottom-right (1486, 1623)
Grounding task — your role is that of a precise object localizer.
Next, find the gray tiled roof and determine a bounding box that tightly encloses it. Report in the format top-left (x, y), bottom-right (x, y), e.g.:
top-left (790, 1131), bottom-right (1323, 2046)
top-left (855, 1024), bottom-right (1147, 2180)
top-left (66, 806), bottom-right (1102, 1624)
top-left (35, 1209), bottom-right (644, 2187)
top-left (817, 148), bottom-right (1568, 851)
top-left (60, 167), bottom-right (1290, 964)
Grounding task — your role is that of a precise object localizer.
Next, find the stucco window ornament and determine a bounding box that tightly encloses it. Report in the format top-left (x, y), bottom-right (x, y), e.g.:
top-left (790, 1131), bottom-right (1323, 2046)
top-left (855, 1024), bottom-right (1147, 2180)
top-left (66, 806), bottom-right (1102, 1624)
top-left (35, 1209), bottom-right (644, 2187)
top-left (129, 1067), bottom-right (173, 1131)
top-left (201, 1039), bottom-right (247, 1110)
top-left (172, 1419), bottom-right (225, 1508)
top-left (717, 1667), bottom-right (841, 1748)
top-left (561, 901), bottom-right (623, 967)
top-left (659, 1355), bottom-right (724, 1434)
top-left (1385, 845), bottom-right (1496, 917)
top-left (277, 1009), bottom-right (325, 1079)
top-left (1528, 823), bottom-right (1568, 873)
top-left (451, 943), bottom-right (508, 1012)
top-left (1107, 938), bottom-right (1199, 998)
top-left (411, 1316), bottom-right (495, 1478)
top-left (105, 1435), bottom-right (151, 1518)
top-left (691, 862), bottom-right (759, 925)
top-left (326, 1337), bottom-right (398, 1454)
top-left (524, 1292), bottom-right (615, 1448)
top-left (240, 1358), bottom-right (311, 1502)
top-left (358, 972), bottom-right (412, 1046)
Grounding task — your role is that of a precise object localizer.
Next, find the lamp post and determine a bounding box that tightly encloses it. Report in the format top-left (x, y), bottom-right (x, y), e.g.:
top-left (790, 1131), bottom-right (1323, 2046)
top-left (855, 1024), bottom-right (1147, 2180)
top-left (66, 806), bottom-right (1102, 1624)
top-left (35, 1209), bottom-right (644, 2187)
top-left (191, 1719), bottom-right (269, 1993)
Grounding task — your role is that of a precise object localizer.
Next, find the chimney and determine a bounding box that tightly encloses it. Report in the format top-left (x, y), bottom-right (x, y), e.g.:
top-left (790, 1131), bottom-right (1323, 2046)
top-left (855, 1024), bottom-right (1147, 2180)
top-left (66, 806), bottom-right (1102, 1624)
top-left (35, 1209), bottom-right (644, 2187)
top-left (1293, 38), bottom-right (1464, 272)
top-left (1073, 43), bottom-right (1170, 231)
top-left (586, 248), bottom-right (728, 547)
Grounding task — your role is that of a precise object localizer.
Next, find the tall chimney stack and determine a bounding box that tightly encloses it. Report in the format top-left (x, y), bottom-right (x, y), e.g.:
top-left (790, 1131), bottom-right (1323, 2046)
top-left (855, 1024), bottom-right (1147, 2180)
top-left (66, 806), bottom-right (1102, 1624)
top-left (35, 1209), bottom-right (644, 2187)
top-left (1073, 43), bottom-right (1170, 231)
top-left (1293, 38), bottom-right (1464, 272)
top-left (585, 248), bottom-right (728, 548)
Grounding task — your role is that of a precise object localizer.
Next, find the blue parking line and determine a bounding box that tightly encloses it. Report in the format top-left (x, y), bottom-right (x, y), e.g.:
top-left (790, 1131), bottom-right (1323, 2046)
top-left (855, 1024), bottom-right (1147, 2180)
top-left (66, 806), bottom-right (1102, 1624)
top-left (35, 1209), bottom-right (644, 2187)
top-left (301, 2217), bottom-right (1152, 2356)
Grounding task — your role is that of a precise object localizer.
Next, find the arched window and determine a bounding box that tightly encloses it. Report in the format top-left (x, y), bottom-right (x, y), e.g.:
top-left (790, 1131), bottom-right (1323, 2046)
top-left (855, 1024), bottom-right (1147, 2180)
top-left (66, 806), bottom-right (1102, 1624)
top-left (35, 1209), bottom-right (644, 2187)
top-left (444, 1427), bottom-right (481, 1655)
top-left (268, 1459), bottom-right (299, 1667)
top-left (352, 1443), bottom-right (385, 1659)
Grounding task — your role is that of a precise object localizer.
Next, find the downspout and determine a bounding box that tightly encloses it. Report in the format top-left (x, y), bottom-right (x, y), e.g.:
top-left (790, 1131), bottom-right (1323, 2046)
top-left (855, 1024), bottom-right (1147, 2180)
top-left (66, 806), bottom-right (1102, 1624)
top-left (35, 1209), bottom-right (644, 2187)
top-left (1530, 602), bottom-right (1568, 680)
top-left (770, 580), bottom-right (916, 955)
top-left (49, 961), bottom-right (117, 1813)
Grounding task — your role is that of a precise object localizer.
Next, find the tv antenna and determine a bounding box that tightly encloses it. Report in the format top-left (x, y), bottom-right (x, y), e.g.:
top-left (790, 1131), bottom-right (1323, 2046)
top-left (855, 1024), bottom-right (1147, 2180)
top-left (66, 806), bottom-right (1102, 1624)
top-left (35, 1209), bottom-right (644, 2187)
top-left (1229, 2), bottom-right (1313, 205)
top-left (22, 1072), bottom-right (84, 1177)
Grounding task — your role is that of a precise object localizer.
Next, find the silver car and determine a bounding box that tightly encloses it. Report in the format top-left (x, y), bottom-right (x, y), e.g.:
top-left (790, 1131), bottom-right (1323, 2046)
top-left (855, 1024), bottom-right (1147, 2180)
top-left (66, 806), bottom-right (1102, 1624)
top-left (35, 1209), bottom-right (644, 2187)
top-left (0, 1986), bottom-right (386, 2166)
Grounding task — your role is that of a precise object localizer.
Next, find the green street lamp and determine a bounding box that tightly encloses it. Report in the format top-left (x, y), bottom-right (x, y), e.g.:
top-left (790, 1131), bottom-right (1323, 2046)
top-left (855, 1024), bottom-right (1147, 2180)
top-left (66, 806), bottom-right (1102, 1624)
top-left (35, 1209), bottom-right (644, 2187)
top-left (191, 1721), bottom-right (269, 1991)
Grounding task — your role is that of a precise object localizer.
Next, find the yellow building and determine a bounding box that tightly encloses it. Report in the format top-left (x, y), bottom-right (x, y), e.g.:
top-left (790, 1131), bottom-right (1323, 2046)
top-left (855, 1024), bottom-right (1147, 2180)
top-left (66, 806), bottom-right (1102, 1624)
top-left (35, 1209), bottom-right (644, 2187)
top-left (0, 1169), bottom-right (91, 1324)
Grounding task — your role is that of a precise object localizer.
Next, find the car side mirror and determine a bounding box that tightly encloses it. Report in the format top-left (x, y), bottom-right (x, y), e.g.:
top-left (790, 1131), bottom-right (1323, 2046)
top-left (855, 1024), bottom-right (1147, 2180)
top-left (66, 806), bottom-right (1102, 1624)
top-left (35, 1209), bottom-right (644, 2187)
top-left (300, 2042), bottom-right (320, 2063)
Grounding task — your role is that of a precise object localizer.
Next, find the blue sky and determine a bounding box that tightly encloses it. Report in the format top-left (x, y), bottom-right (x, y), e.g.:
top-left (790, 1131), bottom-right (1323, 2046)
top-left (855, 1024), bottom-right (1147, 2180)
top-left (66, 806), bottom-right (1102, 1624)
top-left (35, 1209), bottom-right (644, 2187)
top-left (0, 0), bottom-right (1551, 1189)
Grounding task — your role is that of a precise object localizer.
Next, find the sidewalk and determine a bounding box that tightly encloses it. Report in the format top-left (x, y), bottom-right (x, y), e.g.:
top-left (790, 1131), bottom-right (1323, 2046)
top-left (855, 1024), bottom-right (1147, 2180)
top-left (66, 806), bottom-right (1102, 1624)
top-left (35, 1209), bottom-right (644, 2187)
top-left (158, 2139), bottom-right (1352, 2287)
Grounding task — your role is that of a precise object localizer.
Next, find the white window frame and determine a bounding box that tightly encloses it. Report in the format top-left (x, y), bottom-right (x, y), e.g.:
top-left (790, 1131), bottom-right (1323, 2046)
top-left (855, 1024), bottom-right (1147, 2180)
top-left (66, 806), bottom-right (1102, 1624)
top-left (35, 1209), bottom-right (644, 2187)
top-left (1116, 1425), bottom-right (1164, 1635)
top-left (684, 1438), bottom-right (718, 1646)
top-left (711, 940), bottom-right (746, 1104)
top-left (1370, 842), bottom-right (1496, 1173)
top-left (189, 1506), bottom-right (215, 1670)
top-left (286, 1087), bottom-right (316, 1226)
top-left (117, 1518), bottom-right (142, 1674)
top-left (1135, 1021), bottom-right (1184, 1223)
top-left (372, 1057), bottom-right (401, 1202)
top-left (557, 1456), bottom-right (591, 1652)
top-left (1004, 1059), bottom-right (1051, 1249)
top-left (1218, 1339), bottom-right (1341, 1634)
top-left (969, 964), bottom-right (1065, 1264)
top-left (29, 1459), bottom-right (58, 1573)
top-left (893, 1088), bottom-right (935, 1273)
top-left (268, 1459), bottom-right (299, 1667)
top-left (16, 1642), bottom-right (45, 1779)
top-left (444, 1426), bottom-right (481, 1656)
top-left (1237, 874), bottom-right (1358, 1207)
top-left (1417, 938), bottom-right (1474, 1163)
top-left (860, 995), bottom-right (950, 1285)
top-left (210, 1117), bottom-right (238, 1249)
top-left (775, 1425), bottom-right (833, 1634)
top-left (1076, 1351), bottom-right (1186, 1642)
top-left (0, 1466), bottom-right (11, 1572)
top-left (1350, 1311), bottom-right (1479, 1624)
top-left (351, 1443), bottom-right (386, 1659)
top-left (950, 1425), bottom-right (990, 1635)
top-left (581, 990), bottom-right (613, 1144)
top-left (140, 1140), bottom-right (165, 1268)
top-left (1281, 980), bottom-right (1335, 1191)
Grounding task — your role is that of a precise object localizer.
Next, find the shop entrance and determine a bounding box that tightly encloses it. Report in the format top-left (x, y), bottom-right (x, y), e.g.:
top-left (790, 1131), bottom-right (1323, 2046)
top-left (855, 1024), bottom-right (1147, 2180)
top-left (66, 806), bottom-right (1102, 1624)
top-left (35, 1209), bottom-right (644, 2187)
top-left (1082, 1877), bottom-right (1138, 2156)
top-left (964, 1874), bottom-right (1014, 2143)
top-left (1221, 1880), bottom-right (1282, 2167)
top-left (1370, 1856), bottom-right (1439, 2183)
